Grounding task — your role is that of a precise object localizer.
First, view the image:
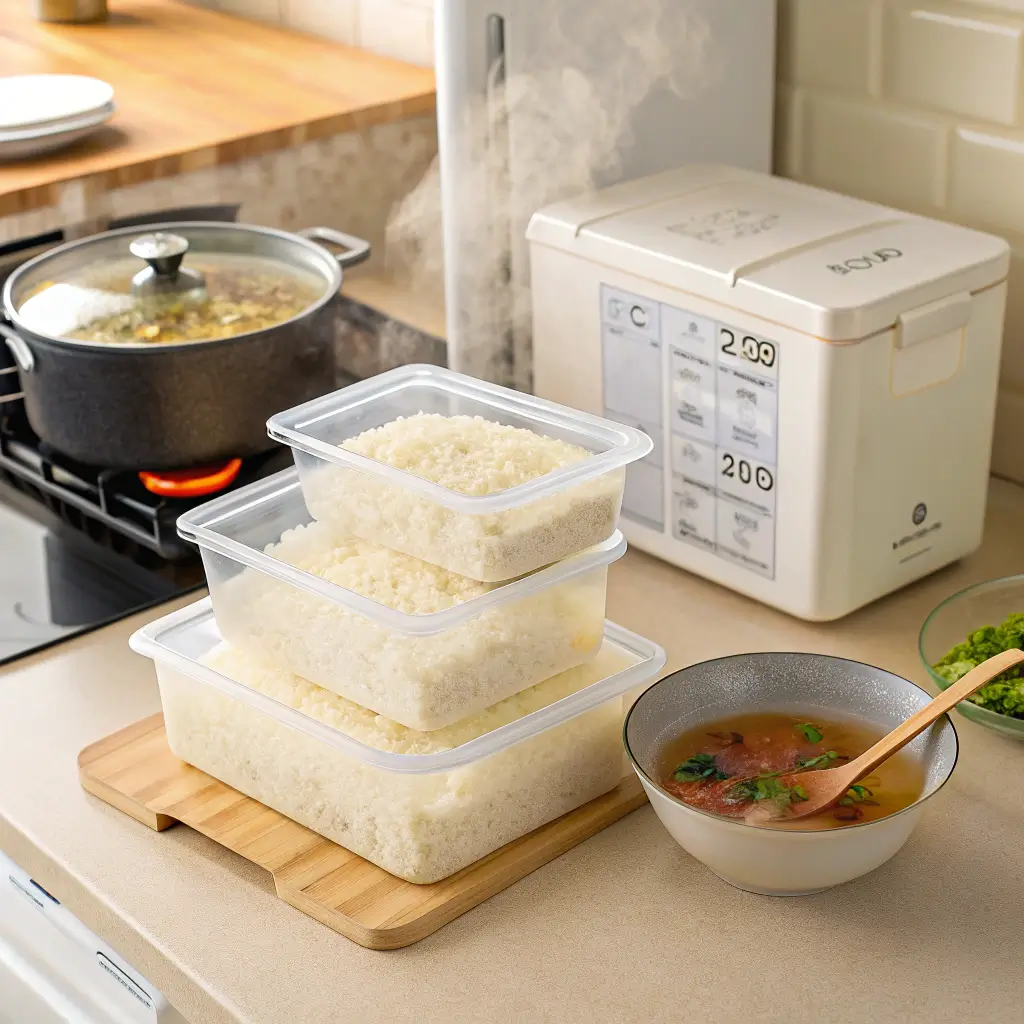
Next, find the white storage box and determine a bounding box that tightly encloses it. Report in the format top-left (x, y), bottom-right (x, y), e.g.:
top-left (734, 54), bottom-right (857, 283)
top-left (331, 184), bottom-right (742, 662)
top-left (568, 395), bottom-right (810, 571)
top-left (528, 165), bottom-right (1011, 620)
top-left (129, 598), bottom-right (667, 884)
top-left (177, 469), bottom-right (626, 731)
top-left (267, 364), bottom-right (651, 582)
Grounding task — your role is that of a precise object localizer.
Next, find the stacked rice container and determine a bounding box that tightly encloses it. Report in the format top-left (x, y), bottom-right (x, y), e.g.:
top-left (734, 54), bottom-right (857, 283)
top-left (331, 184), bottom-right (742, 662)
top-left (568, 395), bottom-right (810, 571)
top-left (131, 365), bottom-right (667, 883)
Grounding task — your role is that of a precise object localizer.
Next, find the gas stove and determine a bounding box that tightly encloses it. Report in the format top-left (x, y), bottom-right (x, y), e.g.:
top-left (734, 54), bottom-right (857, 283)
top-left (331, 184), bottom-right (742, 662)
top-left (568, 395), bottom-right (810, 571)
top-left (0, 402), bottom-right (292, 665)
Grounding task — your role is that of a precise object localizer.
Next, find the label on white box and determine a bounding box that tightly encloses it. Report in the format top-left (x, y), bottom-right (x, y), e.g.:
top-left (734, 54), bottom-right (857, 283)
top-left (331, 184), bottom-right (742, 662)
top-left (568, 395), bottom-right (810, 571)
top-left (716, 500), bottom-right (775, 578)
top-left (717, 365), bottom-right (778, 464)
top-left (673, 482), bottom-right (717, 550)
top-left (717, 325), bottom-right (780, 381)
top-left (601, 289), bottom-right (779, 579)
top-left (603, 324), bottom-right (662, 425)
top-left (662, 307), bottom-right (717, 359)
top-left (670, 345), bottom-right (717, 443)
top-left (717, 448), bottom-right (777, 517)
top-left (672, 435), bottom-right (717, 489)
top-left (602, 286), bottom-right (661, 343)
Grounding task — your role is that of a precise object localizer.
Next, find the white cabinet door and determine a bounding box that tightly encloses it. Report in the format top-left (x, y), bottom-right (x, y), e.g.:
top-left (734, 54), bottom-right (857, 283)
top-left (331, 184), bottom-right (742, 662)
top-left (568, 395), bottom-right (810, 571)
top-left (0, 850), bottom-right (185, 1024)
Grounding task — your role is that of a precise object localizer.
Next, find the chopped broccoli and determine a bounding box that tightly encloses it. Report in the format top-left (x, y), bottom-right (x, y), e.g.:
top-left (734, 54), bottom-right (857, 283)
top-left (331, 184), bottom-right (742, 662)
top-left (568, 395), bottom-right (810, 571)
top-left (933, 612), bottom-right (1024, 718)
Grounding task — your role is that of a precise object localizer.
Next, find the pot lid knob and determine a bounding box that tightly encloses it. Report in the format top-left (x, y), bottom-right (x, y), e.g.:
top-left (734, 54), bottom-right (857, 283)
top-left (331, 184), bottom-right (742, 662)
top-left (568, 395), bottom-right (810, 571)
top-left (130, 232), bottom-right (206, 297)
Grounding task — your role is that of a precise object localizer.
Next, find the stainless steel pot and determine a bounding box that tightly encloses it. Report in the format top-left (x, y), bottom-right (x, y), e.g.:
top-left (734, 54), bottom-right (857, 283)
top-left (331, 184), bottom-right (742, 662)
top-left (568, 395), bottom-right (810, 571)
top-left (1, 222), bottom-right (370, 469)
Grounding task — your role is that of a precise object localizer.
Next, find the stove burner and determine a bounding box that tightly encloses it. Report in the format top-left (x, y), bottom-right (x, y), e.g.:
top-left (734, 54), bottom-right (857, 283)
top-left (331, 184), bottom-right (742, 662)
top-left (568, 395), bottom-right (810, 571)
top-left (139, 458), bottom-right (244, 499)
top-left (0, 404), bottom-right (291, 561)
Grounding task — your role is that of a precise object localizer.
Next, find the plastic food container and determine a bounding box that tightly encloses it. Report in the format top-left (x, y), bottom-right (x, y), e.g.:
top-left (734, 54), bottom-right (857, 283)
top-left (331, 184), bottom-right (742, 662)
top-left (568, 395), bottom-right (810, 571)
top-left (267, 364), bottom-right (651, 582)
top-left (177, 469), bottom-right (627, 731)
top-left (130, 598), bottom-right (667, 884)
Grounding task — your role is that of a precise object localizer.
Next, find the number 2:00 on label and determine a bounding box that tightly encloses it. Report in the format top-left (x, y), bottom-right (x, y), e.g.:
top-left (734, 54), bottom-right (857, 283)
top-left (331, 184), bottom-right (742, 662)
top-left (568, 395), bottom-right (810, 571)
top-left (718, 450), bottom-right (776, 515)
top-left (718, 327), bottom-right (778, 378)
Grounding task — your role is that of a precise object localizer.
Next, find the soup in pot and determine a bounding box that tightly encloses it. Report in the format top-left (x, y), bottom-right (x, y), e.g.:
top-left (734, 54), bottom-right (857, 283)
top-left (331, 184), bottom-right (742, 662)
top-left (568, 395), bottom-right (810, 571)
top-left (17, 255), bottom-right (323, 345)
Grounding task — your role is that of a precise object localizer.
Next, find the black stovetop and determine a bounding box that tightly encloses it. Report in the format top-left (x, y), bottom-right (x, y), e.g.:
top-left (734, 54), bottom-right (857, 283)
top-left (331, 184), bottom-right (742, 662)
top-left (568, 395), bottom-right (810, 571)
top-left (0, 404), bottom-right (291, 666)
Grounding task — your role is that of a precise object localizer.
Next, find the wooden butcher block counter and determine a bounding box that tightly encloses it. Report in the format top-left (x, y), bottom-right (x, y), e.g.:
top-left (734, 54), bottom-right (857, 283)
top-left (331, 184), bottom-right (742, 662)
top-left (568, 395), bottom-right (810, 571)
top-left (0, 0), bottom-right (436, 218)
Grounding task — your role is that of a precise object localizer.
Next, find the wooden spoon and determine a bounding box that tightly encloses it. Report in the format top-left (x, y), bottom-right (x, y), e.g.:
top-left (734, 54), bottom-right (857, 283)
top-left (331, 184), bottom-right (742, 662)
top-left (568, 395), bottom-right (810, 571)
top-left (782, 648), bottom-right (1024, 821)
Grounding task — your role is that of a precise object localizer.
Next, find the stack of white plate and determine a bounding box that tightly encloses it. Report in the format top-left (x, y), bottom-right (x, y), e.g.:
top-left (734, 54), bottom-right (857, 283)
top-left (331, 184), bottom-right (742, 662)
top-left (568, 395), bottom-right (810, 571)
top-left (0, 74), bottom-right (115, 161)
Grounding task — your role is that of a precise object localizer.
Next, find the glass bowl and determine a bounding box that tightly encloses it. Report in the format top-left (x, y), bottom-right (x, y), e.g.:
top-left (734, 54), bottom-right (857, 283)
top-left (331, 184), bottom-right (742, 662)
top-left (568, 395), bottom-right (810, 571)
top-left (919, 575), bottom-right (1024, 741)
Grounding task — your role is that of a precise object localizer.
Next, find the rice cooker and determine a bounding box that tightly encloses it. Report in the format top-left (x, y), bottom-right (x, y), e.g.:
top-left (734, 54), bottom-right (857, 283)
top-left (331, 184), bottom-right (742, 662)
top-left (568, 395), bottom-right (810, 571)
top-left (526, 166), bottom-right (1010, 621)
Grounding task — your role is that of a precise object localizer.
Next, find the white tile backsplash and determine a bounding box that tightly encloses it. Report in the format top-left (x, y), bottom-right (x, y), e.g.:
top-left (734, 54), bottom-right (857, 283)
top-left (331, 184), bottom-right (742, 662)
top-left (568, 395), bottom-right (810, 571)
top-left (281, 0), bottom-right (359, 43)
top-left (951, 127), bottom-right (1024, 233)
top-left (773, 85), bottom-right (803, 179)
top-left (196, 0), bottom-right (283, 23)
top-left (999, 254), bottom-right (1024, 387)
top-left (884, 6), bottom-right (1023, 125)
top-left (777, 0), bottom-right (876, 93)
top-left (800, 90), bottom-right (947, 213)
top-left (187, 0), bottom-right (435, 65)
top-left (778, 0), bottom-right (1024, 483)
top-left (358, 0), bottom-right (434, 66)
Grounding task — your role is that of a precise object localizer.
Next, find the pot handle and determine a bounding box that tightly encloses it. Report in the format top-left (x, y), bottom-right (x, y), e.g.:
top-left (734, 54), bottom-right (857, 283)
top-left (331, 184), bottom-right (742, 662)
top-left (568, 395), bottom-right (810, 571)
top-left (297, 227), bottom-right (371, 270)
top-left (0, 323), bottom-right (34, 373)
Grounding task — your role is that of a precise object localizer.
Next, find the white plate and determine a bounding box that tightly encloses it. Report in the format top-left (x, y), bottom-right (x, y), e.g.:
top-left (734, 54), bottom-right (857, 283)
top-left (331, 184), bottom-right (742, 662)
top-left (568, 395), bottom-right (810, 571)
top-left (0, 101), bottom-right (114, 141)
top-left (0, 103), bottom-right (116, 162)
top-left (0, 74), bottom-right (115, 131)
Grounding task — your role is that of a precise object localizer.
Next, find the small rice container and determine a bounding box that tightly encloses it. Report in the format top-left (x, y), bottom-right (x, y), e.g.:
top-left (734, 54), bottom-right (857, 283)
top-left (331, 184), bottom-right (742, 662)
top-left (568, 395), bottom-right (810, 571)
top-left (266, 364), bottom-right (652, 582)
top-left (177, 469), bottom-right (627, 731)
top-left (130, 598), bottom-right (667, 884)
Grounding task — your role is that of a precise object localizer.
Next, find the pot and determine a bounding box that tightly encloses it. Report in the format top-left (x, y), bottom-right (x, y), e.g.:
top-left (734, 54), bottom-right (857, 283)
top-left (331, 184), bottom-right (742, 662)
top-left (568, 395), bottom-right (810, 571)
top-left (0, 222), bottom-right (370, 469)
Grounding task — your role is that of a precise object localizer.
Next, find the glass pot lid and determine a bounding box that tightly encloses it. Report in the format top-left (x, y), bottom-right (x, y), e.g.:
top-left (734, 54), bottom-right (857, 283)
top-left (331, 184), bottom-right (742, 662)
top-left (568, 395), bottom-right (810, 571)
top-left (6, 222), bottom-right (339, 347)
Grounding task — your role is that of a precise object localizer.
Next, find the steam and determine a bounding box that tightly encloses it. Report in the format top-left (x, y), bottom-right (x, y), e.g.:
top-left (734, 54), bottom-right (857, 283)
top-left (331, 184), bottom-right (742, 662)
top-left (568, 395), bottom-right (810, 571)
top-left (385, 1), bottom-right (713, 388)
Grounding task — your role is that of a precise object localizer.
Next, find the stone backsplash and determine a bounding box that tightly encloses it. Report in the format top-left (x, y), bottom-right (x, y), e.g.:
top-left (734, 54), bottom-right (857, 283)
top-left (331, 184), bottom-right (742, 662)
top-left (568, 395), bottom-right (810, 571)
top-left (0, 114), bottom-right (439, 277)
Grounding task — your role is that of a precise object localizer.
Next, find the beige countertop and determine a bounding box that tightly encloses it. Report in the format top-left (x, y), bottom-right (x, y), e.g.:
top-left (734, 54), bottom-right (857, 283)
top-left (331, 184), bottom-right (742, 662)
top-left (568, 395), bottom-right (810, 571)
top-left (2, 479), bottom-right (1024, 1023)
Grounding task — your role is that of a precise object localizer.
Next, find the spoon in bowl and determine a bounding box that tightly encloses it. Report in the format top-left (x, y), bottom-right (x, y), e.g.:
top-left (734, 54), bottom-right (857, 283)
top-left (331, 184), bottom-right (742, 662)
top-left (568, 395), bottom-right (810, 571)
top-left (778, 648), bottom-right (1024, 821)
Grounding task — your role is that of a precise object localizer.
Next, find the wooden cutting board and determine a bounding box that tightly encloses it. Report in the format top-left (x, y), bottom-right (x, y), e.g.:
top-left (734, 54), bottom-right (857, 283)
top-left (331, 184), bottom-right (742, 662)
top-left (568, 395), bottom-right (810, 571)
top-left (78, 714), bottom-right (647, 950)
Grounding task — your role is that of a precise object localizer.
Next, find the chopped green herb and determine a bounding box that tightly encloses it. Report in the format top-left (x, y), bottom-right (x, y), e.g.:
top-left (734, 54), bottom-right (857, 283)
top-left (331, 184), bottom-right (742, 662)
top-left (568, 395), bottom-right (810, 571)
top-left (673, 752), bottom-right (730, 783)
top-left (795, 722), bottom-right (824, 743)
top-left (933, 612), bottom-right (1024, 719)
top-left (729, 774), bottom-right (807, 810)
top-left (838, 784), bottom-right (874, 808)
top-left (795, 750), bottom-right (839, 771)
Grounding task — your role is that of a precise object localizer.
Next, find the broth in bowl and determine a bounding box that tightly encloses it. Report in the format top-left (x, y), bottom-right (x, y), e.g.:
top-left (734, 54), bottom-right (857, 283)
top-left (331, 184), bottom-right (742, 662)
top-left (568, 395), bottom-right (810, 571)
top-left (661, 713), bottom-right (924, 830)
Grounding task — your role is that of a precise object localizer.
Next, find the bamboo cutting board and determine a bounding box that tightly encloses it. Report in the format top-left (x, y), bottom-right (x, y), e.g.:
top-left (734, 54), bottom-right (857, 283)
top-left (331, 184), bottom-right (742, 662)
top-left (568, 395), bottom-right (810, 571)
top-left (78, 715), bottom-right (647, 950)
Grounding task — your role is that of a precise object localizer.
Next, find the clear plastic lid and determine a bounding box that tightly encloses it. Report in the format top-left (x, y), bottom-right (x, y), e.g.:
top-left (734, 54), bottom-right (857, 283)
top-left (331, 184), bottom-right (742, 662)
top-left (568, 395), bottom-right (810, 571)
top-left (130, 597), bottom-right (667, 775)
top-left (8, 223), bottom-right (334, 346)
top-left (176, 468), bottom-right (628, 637)
top-left (267, 365), bottom-right (653, 515)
